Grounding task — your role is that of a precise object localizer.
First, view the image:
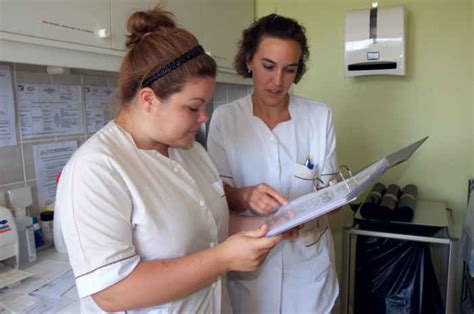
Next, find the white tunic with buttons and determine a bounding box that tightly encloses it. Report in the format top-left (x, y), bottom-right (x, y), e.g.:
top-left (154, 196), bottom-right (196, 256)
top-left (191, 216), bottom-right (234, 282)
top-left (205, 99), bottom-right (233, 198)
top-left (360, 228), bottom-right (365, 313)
top-left (56, 121), bottom-right (231, 313)
top-left (207, 94), bottom-right (339, 313)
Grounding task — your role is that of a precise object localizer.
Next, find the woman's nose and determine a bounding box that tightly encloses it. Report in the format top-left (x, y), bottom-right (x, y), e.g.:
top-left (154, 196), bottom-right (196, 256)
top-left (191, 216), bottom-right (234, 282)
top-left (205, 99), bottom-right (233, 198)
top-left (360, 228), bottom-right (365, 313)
top-left (272, 70), bottom-right (283, 86)
top-left (199, 107), bottom-right (209, 124)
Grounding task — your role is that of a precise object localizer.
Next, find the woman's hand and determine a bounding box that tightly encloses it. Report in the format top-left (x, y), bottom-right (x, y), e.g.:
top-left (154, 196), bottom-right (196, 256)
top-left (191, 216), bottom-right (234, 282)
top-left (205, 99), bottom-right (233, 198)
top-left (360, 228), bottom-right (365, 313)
top-left (281, 225), bottom-right (301, 240)
top-left (217, 225), bottom-right (282, 272)
top-left (241, 183), bottom-right (288, 214)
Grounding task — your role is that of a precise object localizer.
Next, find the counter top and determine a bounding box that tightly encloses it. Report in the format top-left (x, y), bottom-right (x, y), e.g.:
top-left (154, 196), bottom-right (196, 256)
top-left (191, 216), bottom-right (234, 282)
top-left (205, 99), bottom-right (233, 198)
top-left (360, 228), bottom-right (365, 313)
top-left (0, 247), bottom-right (80, 313)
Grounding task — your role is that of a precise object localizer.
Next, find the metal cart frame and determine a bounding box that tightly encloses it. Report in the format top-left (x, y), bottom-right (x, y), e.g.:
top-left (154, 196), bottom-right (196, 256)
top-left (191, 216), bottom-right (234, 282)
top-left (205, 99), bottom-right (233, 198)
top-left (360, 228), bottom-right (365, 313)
top-left (341, 221), bottom-right (457, 314)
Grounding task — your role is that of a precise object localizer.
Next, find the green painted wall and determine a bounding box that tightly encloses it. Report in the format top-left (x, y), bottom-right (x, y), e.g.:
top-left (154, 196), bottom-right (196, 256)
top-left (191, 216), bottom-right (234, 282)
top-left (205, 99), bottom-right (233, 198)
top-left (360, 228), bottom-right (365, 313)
top-left (257, 0), bottom-right (473, 215)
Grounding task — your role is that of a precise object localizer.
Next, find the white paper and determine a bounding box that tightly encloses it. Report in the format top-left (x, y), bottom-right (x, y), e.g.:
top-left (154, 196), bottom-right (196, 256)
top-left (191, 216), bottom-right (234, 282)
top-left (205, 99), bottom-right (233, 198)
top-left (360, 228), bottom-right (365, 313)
top-left (0, 293), bottom-right (41, 313)
top-left (30, 269), bottom-right (74, 299)
top-left (22, 296), bottom-right (74, 314)
top-left (0, 293), bottom-right (74, 314)
top-left (0, 260), bottom-right (71, 296)
top-left (17, 84), bottom-right (84, 139)
top-left (85, 85), bottom-right (115, 134)
top-left (265, 137), bottom-right (428, 236)
top-left (0, 65), bottom-right (17, 147)
top-left (33, 141), bottom-right (77, 209)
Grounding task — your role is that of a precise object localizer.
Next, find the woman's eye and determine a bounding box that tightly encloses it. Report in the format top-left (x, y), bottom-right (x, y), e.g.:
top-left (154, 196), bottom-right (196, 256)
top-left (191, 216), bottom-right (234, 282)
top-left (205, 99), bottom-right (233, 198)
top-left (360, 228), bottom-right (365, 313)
top-left (262, 64), bottom-right (274, 70)
top-left (285, 68), bottom-right (297, 74)
top-left (188, 107), bottom-right (199, 112)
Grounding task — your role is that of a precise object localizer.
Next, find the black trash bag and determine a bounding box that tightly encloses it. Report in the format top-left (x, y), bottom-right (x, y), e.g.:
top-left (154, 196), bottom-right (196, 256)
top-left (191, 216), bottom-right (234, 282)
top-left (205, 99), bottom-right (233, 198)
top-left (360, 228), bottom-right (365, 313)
top-left (354, 236), bottom-right (444, 314)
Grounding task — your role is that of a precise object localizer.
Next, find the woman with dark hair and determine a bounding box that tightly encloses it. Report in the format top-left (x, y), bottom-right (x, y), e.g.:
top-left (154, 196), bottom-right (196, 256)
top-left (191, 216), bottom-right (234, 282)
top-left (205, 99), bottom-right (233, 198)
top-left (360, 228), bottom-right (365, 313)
top-left (55, 7), bottom-right (284, 313)
top-left (208, 14), bottom-right (339, 313)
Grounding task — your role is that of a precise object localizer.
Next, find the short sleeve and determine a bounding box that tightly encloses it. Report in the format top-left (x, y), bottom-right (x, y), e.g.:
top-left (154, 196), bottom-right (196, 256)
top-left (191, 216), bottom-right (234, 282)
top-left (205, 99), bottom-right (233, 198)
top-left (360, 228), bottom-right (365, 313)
top-left (57, 156), bottom-right (140, 297)
top-left (207, 108), bottom-right (235, 186)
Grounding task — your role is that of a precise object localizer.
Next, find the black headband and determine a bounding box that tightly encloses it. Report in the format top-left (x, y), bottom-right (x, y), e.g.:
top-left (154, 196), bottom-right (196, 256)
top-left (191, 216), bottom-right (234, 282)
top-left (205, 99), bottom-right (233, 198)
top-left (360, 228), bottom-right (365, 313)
top-left (141, 45), bottom-right (205, 88)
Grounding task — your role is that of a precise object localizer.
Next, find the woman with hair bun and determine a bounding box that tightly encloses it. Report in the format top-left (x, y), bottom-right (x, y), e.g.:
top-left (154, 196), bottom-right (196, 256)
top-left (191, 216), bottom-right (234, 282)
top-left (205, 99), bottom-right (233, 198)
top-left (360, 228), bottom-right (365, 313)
top-left (55, 7), bottom-right (284, 313)
top-left (207, 14), bottom-right (339, 313)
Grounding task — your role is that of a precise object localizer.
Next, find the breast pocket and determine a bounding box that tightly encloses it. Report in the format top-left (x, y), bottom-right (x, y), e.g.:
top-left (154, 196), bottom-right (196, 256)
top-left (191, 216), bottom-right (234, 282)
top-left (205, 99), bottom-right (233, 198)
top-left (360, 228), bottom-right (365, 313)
top-left (291, 162), bottom-right (319, 199)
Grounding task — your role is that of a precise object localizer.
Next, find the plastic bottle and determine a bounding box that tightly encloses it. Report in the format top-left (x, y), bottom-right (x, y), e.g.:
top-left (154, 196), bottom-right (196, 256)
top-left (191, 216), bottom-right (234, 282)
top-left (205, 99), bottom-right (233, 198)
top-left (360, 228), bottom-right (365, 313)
top-left (15, 215), bottom-right (37, 267)
top-left (32, 216), bottom-right (43, 248)
top-left (40, 211), bottom-right (54, 247)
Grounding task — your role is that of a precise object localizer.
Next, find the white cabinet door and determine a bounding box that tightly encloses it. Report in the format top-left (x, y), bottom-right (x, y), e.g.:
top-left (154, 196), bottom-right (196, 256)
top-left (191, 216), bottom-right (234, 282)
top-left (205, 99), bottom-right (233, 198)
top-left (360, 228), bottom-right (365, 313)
top-left (111, 0), bottom-right (150, 50)
top-left (201, 0), bottom-right (254, 70)
top-left (0, 0), bottom-right (112, 48)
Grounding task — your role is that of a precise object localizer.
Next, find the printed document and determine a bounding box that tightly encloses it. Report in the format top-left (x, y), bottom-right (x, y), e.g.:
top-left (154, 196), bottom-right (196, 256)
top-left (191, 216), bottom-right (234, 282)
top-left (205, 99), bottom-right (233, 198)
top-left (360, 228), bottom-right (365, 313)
top-left (33, 141), bottom-right (77, 209)
top-left (85, 85), bottom-right (115, 134)
top-left (0, 65), bottom-right (17, 147)
top-left (17, 84), bottom-right (84, 139)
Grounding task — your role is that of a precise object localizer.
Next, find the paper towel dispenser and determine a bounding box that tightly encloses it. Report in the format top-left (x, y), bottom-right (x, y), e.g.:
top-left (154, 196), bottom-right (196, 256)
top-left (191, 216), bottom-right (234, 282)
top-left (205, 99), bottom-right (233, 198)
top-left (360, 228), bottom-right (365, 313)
top-left (344, 5), bottom-right (406, 77)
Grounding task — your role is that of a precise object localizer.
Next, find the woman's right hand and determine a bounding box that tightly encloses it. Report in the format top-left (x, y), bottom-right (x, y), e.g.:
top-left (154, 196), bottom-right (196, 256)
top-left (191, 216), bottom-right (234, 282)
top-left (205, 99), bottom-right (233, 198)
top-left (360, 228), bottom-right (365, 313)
top-left (241, 183), bottom-right (288, 214)
top-left (217, 225), bottom-right (282, 272)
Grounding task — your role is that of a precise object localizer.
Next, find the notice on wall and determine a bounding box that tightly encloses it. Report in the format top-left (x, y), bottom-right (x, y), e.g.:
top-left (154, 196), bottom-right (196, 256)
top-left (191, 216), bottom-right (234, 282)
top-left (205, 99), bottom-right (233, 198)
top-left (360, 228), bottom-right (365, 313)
top-left (17, 84), bottom-right (84, 139)
top-left (85, 85), bottom-right (115, 134)
top-left (0, 65), bottom-right (17, 147)
top-left (33, 141), bottom-right (77, 209)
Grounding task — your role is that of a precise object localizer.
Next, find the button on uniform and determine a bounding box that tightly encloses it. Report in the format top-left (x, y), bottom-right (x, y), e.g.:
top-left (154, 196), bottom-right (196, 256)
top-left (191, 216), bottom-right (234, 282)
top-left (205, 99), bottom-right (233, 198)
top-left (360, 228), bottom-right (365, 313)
top-left (199, 200), bottom-right (206, 207)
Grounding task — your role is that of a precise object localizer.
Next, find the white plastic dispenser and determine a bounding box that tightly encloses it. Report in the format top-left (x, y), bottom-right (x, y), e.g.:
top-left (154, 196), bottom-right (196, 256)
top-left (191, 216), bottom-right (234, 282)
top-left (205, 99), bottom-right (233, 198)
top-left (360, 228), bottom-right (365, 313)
top-left (344, 4), bottom-right (406, 77)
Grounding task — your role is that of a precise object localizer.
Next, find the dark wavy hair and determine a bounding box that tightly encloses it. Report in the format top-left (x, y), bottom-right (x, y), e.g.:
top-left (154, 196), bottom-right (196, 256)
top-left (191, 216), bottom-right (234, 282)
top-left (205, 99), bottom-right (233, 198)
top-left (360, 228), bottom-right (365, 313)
top-left (234, 14), bottom-right (309, 84)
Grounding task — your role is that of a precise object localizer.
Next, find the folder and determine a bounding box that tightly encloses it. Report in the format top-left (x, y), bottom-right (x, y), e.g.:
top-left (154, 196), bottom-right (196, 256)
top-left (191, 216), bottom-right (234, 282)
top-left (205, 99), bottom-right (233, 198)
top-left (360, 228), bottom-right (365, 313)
top-left (264, 137), bottom-right (429, 237)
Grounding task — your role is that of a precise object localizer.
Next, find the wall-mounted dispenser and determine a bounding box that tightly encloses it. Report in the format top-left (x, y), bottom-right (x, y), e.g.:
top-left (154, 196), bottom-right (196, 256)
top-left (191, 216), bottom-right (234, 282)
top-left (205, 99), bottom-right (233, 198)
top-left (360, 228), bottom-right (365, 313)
top-left (344, 4), bottom-right (406, 77)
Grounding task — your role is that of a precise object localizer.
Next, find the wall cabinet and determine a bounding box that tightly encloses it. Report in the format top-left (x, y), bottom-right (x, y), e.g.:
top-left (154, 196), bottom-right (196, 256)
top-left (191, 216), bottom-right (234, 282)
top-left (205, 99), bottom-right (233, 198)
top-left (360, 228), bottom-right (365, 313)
top-left (0, 0), bottom-right (253, 81)
top-left (111, 0), bottom-right (150, 50)
top-left (0, 0), bottom-right (146, 50)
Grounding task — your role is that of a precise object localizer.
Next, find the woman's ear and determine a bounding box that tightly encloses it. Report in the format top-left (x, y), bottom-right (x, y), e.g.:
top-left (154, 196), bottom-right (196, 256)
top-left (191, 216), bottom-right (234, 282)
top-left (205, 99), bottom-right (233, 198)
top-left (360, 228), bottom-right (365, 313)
top-left (246, 57), bottom-right (253, 74)
top-left (137, 87), bottom-right (160, 113)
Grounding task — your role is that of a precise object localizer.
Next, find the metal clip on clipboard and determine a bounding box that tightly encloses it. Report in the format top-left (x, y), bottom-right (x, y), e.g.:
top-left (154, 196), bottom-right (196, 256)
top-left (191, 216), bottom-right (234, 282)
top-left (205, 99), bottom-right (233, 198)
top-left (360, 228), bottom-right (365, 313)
top-left (314, 165), bottom-right (356, 194)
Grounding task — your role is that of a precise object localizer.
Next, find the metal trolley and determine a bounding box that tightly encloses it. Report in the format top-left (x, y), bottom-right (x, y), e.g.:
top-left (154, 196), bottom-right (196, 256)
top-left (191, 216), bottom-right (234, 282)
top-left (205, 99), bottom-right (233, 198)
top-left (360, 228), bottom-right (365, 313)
top-left (340, 200), bottom-right (458, 314)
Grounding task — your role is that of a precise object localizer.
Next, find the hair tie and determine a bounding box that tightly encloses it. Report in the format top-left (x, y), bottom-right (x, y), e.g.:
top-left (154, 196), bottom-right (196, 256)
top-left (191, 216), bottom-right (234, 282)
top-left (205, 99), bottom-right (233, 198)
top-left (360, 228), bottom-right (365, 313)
top-left (141, 45), bottom-right (205, 88)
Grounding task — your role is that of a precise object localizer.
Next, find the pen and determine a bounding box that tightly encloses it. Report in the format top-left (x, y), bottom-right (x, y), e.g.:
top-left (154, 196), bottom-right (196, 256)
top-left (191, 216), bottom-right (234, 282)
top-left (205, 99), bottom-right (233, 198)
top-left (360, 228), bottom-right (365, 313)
top-left (305, 154), bottom-right (314, 170)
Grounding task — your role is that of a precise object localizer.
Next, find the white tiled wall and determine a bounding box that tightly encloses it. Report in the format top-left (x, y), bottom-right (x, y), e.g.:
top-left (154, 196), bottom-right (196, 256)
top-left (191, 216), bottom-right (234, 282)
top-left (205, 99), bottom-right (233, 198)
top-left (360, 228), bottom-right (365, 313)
top-left (0, 61), bottom-right (251, 216)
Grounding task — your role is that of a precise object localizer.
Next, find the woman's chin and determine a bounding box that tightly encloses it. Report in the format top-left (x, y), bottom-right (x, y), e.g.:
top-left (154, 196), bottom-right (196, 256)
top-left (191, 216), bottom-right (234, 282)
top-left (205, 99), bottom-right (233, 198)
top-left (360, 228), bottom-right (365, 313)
top-left (173, 138), bottom-right (195, 149)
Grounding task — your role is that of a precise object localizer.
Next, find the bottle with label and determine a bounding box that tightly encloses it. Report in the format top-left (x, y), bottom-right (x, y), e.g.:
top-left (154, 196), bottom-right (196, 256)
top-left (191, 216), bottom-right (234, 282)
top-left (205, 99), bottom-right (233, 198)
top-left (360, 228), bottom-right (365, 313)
top-left (40, 211), bottom-right (54, 247)
top-left (32, 216), bottom-right (43, 248)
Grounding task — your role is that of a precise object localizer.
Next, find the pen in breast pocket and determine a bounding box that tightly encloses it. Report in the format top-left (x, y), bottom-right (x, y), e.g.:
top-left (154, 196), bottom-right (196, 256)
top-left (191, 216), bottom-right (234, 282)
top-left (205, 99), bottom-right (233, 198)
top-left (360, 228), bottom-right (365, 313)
top-left (304, 154), bottom-right (314, 170)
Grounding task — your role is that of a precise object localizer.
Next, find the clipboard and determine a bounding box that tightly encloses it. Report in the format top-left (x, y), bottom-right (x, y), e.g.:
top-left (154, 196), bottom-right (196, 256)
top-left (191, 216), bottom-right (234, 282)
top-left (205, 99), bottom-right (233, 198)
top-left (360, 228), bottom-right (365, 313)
top-left (264, 136), bottom-right (429, 237)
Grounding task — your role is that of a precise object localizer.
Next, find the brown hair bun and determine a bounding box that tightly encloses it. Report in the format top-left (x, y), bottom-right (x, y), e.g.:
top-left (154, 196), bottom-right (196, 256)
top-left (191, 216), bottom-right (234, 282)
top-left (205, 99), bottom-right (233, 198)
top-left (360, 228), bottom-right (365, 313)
top-left (125, 8), bottom-right (177, 49)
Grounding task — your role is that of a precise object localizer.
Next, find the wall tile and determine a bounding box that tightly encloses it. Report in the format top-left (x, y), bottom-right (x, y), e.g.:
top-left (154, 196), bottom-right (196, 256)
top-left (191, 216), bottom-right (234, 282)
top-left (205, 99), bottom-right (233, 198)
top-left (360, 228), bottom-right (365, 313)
top-left (50, 74), bottom-right (82, 86)
top-left (82, 75), bottom-right (109, 86)
top-left (14, 63), bottom-right (46, 73)
top-left (0, 145), bottom-right (24, 185)
top-left (228, 84), bottom-right (250, 102)
top-left (15, 71), bottom-right (51, 85)
top-left (213, 83), bottom-right (228, 102)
